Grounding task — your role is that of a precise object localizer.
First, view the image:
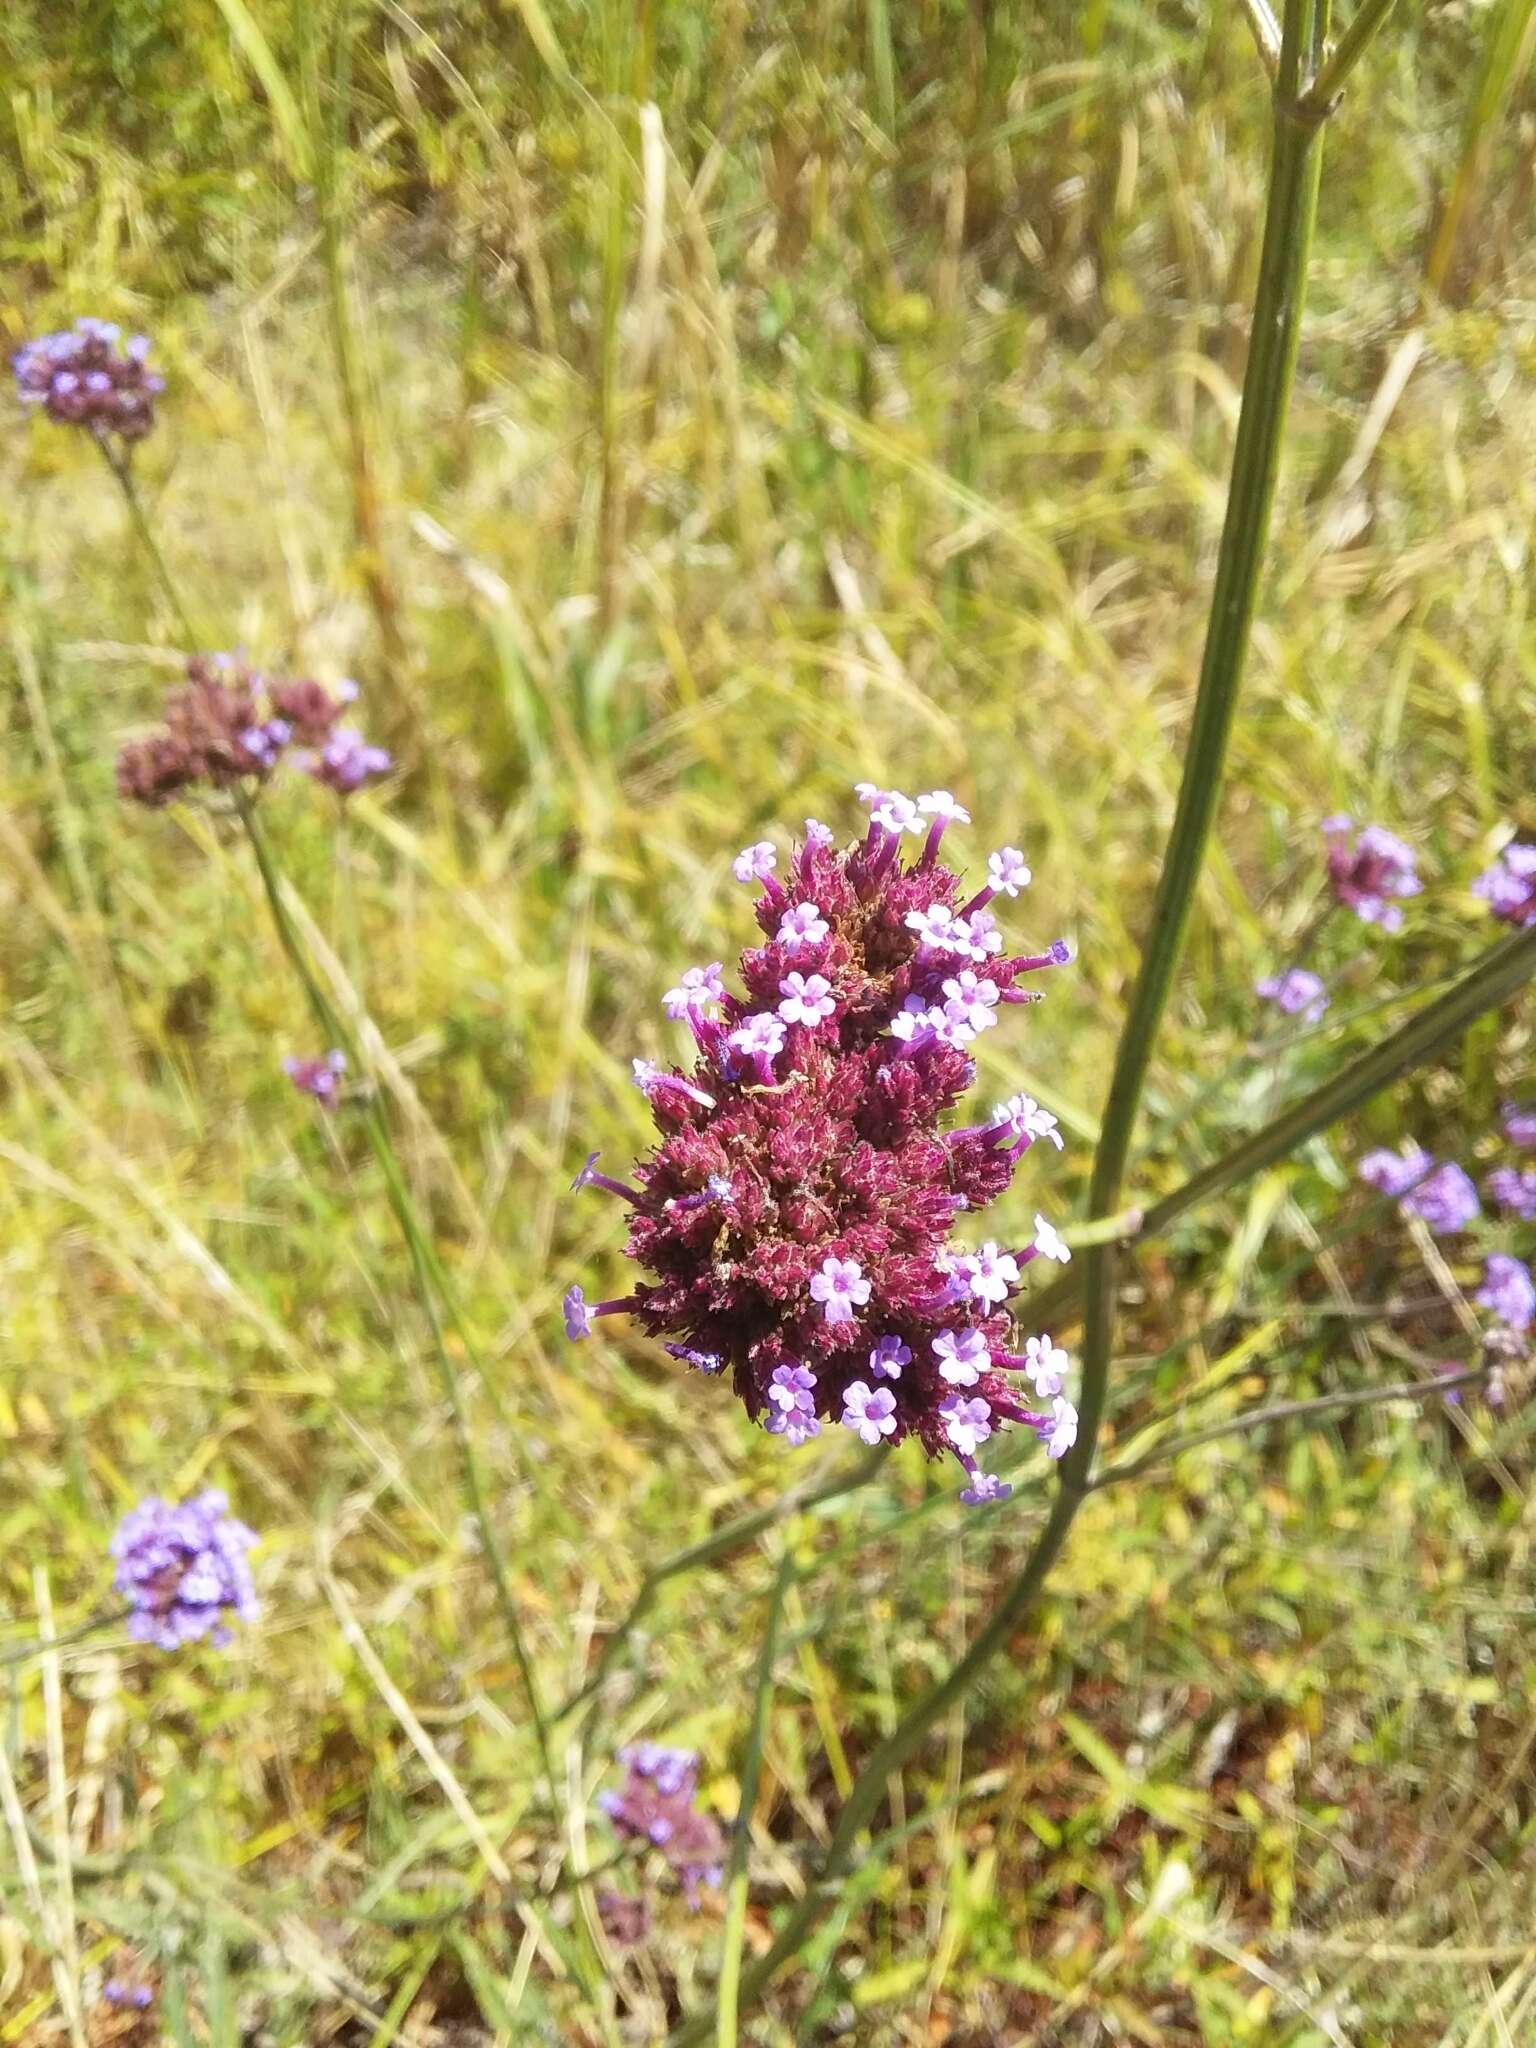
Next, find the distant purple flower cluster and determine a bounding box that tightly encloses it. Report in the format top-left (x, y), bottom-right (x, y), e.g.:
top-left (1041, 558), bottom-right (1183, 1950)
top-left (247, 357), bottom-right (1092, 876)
top-left (1255, 968), bottom-right (1328, 1022)
top-left (116, 654), bottom-right (388, 807)
top-left (597, 1744), bottom-right (725, 1902)
top-left (283, 1049), bottom-right (347, 1106)
top-left (1358, 1144), bottom-right (1480, 1236)
top-left (562, 788), bottom-right (1078, 1502)
top-left (13, 319), bottom-right (164, 442)
top-left (1322, 816), bottom-right (1421, 931)
top-left (110, 1489), bottom-right (258, 1650)
top-left (1472, 843), bottom-right (1536, 929)
top-left (102, 1979), bottom-right (154, 2011)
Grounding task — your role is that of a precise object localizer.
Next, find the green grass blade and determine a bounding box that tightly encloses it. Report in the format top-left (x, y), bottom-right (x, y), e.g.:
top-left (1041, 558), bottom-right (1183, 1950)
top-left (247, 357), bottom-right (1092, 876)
top-left (716, 1554), bottom-right (793, 2047)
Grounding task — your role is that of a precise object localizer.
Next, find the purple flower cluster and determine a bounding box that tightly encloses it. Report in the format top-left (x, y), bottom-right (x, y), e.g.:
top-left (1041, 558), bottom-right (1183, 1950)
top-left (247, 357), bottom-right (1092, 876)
top-left (563, 789), bottom-right (1077, 1501)
top-left (1322, 816), bottom-right (1421, 931)
top-left (12, 319), bottom-right (164, 442)
top-left (110, 1490), bottom-right (258, 1650)
top-left (1477, 1254), bottom-right (1535, 1334)
top-left (103, 1979), bottom-right (154, 2011)
top-left (1487, 1167), bottom-right (1536, 1222)
top-left (1358, 1144), bottom-right (1480, 1236)
top-left (116, 655), bottom-right (388, 807)
top-left (1472, 843), bottom-right (1536, 929)
top-left (283, 1049), bottom-right (347, 1106)
top-left (597, 1744), bottom-right (725, 1900)
top-left (1255, 968), bottom-right (1328, 1022)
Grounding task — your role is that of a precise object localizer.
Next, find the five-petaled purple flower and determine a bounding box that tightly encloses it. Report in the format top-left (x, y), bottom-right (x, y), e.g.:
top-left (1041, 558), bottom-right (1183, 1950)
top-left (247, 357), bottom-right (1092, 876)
top-left (597, 1745), bottom-right (725, 1901)
top-left (732, 841), bottom-right (776, 883)
top-left (561, 790), bottom-right (1077, 1498)
top-left (13, 319), bottom-right (164, 442)
top-left (110, 1490), bottom-right (259, 1650)
top-left (1256, 969), bottom-right (1329, 1022)
top-left (1472, 842), bottom-right (1536, 928)
top-left (1322, 817), bottom-right (1421, 931)
top-left (1359, 1145), bottom-right (1479, 1235)
top-left (1476, 1254), bottom-right (1535, 1332)
top-left (283, 1049), bottom-right (346, 1105)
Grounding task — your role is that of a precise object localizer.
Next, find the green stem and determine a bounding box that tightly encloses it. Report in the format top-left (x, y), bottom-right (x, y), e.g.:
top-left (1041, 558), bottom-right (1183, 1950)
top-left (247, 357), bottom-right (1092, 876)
top-left (716, 1555), bottom-right (792, 2048)
top-left (237, 798), bottom-right (556, 1803)
top-left (1306, 0), bottom-right (1399, 107)
top-left (97, 442), bottom-right (199, 647)
top-left (1068, 71), bottom-right (1324, 1493)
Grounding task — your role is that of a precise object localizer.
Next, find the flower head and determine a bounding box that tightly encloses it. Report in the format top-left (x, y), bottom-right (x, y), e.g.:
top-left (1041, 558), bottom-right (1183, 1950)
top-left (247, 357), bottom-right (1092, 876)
top-left (1502, 1104), bottom-right (1536, 1149)
top-left (1358, 1143), bottom-right (1435, 1200)
top-left (103, 1979), bottom-right (155, 2011)
top-left (1361, 1145), bottom-right (1478, 1234)
top-left (13, 320), bottom-right (164, 441)
top-left (598, 1746), bottom-right (725, 1900)
top-left (559, 794), bottom-right (1074, 1497)
top-left (1477, 1254), bottom-right (1535, 1333)
top-left (1323, 818), bottom-right (1421, 930)
top-left (283, 1049), bottom-right (346, 1105)
top-left (116, 654), bottom-right (382, 808)
top-left (1487, 1167), bottom-right (1536, 1221)
top-left (1472, 842), bottom-right (1536, 928)
top-left (1256, 969), bottom-right (1329, 1022)
top-left (110, 1490), bottom-right (259, 1650)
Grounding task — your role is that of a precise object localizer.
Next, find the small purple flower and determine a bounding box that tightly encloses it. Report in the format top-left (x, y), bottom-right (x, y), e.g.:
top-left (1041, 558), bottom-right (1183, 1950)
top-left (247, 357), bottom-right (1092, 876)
top-left (1404, 1162), bottom-right (1481, 1235)
top-left (1471, 843), bottom-right (1536, 928)
top-left (1020, 1334), bottom-right (1069, 1398)
top-left (905, 903), bottom-right (957, 947)
top-left (987, 847), bottom-right (1031, 896)
top-left (939, 1393), bottom-right (992, 1456)
top-left (776, 901), bottom-right (830, 951)
top-left (1035, 1395), bottom-right (1079, 1460)
top-left (933, 1327), bottom-right (989, 1386)
top-left (1502, 1104), bottom-right (1536, 1149)
top-left (1323, 818), bottom-right (1421, 930)
top-left (953, 910), bottom-right (1004, 962)
top-left (940, 971), bottom-right (1000, 1038)
top-left (1256, 969), bottom-right (1329, 1022)
top-left (563, 1285), bottom-right (594, 1340)
top-left (1487, 1168), bottom-right (1536, 1220)
top-left (992, 1093), bottom-right (1063, 1151)
top-left (809, 1255), bottom-right (871, 1325)
top-left (917, 789), bottom-right (969, 858)
top-left (768, 1362), bottom-right (816, 1411)
top-left (598, 1747), bottom-right (724, 1900)
top-left (869, 1335), bottom-right (912, 1379)
top-left (803, 818), bottom-right (835, 849)
top-left (282, 1048), bottom-right (347, 1105)
top-left (110, 1491), bottom-right (259, 1651)
top-left (732, 841), bottom-right (777, 883)
top-left (102, 1980), bottom-right (154, 2011)
top-left (856, 784), bottom-right (922, 836)
top-left (662, 963), bottom-right (727, 1019)
top-left (632, 1059), bottom-right (717, 1110)
top-left (841, 1380), bottom-right (898, 1443)
top-left (1359, 1143), bottom-right (1435, 1199)
top-left (778, 972), bottom-right (836, 1027)
top-left (307, 727), bottom-right (391, 796)
top-left (728, 1010), bottom-right (787, 1083)
top-left (13, 319), bottom-right (165, 442)
top-left (955, 1240), bottom-right (1019, 1307)
top-left (959, 1469), bottom-right (1013, 1506)
top-left (1476, 1254), bottom-right (1535, 1332)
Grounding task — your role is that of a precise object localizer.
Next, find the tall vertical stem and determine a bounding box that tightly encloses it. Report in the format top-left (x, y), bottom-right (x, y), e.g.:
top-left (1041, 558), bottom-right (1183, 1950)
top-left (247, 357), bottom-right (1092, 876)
top-left (1066, 67), bottom-right (1325, 1492)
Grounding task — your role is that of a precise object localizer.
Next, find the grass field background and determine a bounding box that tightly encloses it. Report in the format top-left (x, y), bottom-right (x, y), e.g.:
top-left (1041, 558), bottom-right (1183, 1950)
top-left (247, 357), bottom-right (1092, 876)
top-left (3, 1), bottom-right (1536, 2040)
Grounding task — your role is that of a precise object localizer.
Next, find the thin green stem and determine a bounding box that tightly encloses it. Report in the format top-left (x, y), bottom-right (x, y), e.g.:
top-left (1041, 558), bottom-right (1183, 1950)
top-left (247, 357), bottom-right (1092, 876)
top-left (716, 1555), bottom-right (792, 2048)
top-left (1306, 0), bottom-right (1399, 108)
top-left (1238, 0), bottom-right (1283, 76)
top-left (96, 442), bottom-right (198, 647)
top-left (1068, 50), bottom-right (1325, 1493)
top-left (237, 798), bottom-right (556, 1802)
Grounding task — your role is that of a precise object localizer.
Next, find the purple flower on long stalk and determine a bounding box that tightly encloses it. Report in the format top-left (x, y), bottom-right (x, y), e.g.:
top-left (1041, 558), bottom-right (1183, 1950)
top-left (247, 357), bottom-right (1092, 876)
top-left (283, 1049), bottom-right (347, 1106)
top-left (1322, 816), bottom-right (1421, 931)
top-left (110, 1490), bottom-right (259, 1650)
top-left (1358, 1144), bottom-right (1480, 1235)
top-left (12, 319), bottom-right (164, 442)
top-left (1476, 1255), bottom-right (1535, 1333)
top-left (1471, 842), bottom-right (1536, 928)
top-left (117, 655), bottom-right (387, 807)
top-left (597, 1745), bottom-right (725, 1901)
top-left (562, 789), bottom-right (1078, 1498)
top-left (1255, 968), bottom-right (1328, 1022)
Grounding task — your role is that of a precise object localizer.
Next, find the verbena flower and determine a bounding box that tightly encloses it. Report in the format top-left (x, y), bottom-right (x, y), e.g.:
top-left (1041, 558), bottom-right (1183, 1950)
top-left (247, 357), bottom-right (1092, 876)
top-left (110, 1490), bottom-right (258, 1650)
top-left (283, 1049), bottom-right (346, 1105)
top-left (597, 1744), bottom-right (725, 1901)
top-left (1476, 1255), bottom-right (1535, 1333)
top-left (563, 790), bottom-right (1078, 1498)
top-left (1502, 1104), bottom-right (1536, 1149)
top-left (1487, 1167), bottom-right (1536, 1220)
top-left (1322, 816), bottom-right (1421, 931)
top-left (1255, 968), bottom-right (1328, 1022)
top-left (1471, 842), bottom-right (1536, 928)
top-left (12, 319), bottom-right (164, 442)
top-left (1359, 1145), bottom-right (1479, 1235)
top-left (102, 1980), bottom-right (154, 2011)
top-left (116, 655), bottom-right (387, 807)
